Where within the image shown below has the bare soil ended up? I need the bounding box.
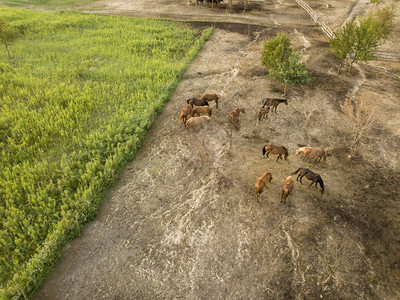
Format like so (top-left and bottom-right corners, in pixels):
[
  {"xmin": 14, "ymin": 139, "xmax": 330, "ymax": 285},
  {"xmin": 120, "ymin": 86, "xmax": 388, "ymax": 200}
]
[{"xmin": 34, "ymin": 1, "xmax": 400, "ymax": 299}]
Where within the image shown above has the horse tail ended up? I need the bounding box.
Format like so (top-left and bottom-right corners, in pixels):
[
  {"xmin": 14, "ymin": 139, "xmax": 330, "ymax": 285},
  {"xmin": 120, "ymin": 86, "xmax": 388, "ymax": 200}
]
[
  {"xmin": 262, "ymin": 145, "xmax": 267, "ymax": 156},
  {"xmin": 291, "ymin": 168, "xmax": 302, "ymax": 175},
  {"xmin": 209, "ymin": 108, "xmax": 212, "ymax": 116},
  {"xmin": 284, "ymin": 148, "xmax": 289, "ymax": 160},
  {"xmin": 318, "ymin": 177, "xmax": 325, "ymax": 194}
]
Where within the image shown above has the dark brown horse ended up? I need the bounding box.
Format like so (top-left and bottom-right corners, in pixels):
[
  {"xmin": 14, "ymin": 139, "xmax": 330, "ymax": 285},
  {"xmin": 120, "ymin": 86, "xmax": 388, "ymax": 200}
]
[
  {"xmin": 262, "ymin": 144, "xmax": 289, "ymax": 161},
  {"xmin": 187, "ymin": 98, "xmax": 209, "ymax": 107},
  {"xmin": 262, "ymin": 98, "xmax": 288, "ymax": 113},
  {"xmin": 291, "ymin": 168, "xmax": 324, "ymax": 194}
]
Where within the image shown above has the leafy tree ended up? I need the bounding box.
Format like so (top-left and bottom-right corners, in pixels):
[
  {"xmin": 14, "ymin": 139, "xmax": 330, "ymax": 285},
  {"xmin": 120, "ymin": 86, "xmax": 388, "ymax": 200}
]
[
  {"xmin": 370, "ymin": 0, "xmax": 385, "ymax": 6},
  {"xmin": 374, "ymin": 4, "xmax": 396, "ymax": 39},
  {"xmin": 268, "ymin": 51, "xmax": 312, "ymax": 95},
  {"xmin": 329, "ymin": 5, "xmax": 395, "ymax": 74},
  {"xmin": 261, "ymin": 33, "xmax": 311, "ymax": 95},
  {"xmin": 347, "ymin": 15, "xmax": 381, "ymax": 73},
  {"xmin": 261, "ymin": 33, "xmax": 292, "ymax": 70},
  {"xmin": 329, "ymin": 21, "xmax": 356, "ymax": 74},
  {"xmin": 0, "ymin": 18, "xmax": 16, "ymax": 59}
]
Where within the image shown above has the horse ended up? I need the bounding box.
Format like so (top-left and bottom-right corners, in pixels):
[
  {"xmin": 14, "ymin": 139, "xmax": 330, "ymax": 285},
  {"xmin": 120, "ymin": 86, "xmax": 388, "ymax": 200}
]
[
  {"xmin": 281, "ymin": 176, "xmax": 294, "ymax": 203},
  {"xmin": 228, "ymin": 107, "xmax": 245, "ymax": 130},
  {"xmin": 187, "ymin": 98, "xmax": 209, "ymax": 107},
  {"xmin": 200, "ymin": 93, "xmax": 220, "ymax": 108},
  {"xmin": 262, "ymin": 144, "xmax": 289, "ymax": 161},
  {"xmin": 295, "ymin": 147, "xmax": 326, "ymax": 163},
  {"xmin": 192, "ymin": 105, "xmax": 212, "ymax": 117},
  {"xmin": 255, "ymin": 172, "xmax": 273, "ymax": 202},
  {"xmin": 178, "ymin": 104, "xmax": 192, "ymax": 125},
  {"xmin": 258, "ymin": 106, "xmax": 270, "ymax": 121},
  {"xmin": 262, "ymin": 98, "xmax": 288, "ymax": 113},
  {"xmin": 291, "ymin": 168, "xmax": 324, "ymax": 194},
  {"xmin": 186, "ymin": 116, "xmax": 211, "ymax": 130}
]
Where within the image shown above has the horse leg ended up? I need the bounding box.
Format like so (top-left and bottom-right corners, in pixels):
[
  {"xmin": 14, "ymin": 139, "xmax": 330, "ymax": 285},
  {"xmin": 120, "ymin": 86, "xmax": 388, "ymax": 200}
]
[
  {"xmin": 309, "ymin": 181, "xmax": 314, "ymax": 188},
  {"xmin": 299, "ymin": 174, "xmax": 305, "ymax": 184},
  {"xmin": 215, "ymin": 100, "xmax": 218, "ymax": 108},
  {"xmin": 276, "ymin": 155, "xmax": 280, "ymax": 161}
]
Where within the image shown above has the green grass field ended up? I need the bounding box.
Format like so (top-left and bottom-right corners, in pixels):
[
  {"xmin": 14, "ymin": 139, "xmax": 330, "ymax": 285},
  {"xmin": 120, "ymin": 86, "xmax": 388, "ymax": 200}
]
[
  {"xmin": 0, "ymin": 0, "xmax": 98, "ymax": 9},
  {"xmin": 0, "ymin": 7, "xmax": 212, "ymax": 298}
]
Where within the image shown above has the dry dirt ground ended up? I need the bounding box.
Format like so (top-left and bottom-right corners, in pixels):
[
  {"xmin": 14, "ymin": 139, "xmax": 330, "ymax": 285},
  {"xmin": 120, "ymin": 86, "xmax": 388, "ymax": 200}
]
[{"xmin": 32, "ymin": 1, "xmax": 400, "ymax": 299}]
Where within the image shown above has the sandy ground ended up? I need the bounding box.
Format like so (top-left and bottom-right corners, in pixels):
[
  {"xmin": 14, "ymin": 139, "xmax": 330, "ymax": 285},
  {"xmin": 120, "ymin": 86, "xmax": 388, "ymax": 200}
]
[{"xmin": 29, "ymin": 1, "xmax": 400, "ymax": 299}]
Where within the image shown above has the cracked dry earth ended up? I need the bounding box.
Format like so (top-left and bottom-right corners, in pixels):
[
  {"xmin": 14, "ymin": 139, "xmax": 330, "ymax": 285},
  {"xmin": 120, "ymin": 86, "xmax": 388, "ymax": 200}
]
[{"xmin": 34, "ymin": 8, "xmax": 400, "ymax": 300}]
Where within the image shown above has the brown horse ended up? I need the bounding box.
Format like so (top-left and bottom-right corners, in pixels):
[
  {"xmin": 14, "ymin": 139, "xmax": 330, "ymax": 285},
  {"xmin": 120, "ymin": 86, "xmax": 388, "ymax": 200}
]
[
  {"xmin": 262, "ymin": 144, "xmax": 289, "ymax": 161},
  {"xmin": 228, "ymin": 107, "xmax": 245, "ymax": 130},
  {"xmin": 200, "ymin": 93, "xmax": 220, "ymax": 108},
  {"xmin": 262, "ymin": 98, "xmax": 288, "ymax": 113},
  {"xmin": 281, "ymin": 176, "xmax": 294, "ymax": 203},
  {"xmin": 178, "ymin": 104, "xmax": 192, "ymax": 125},
  {"xmin": 255, "ymin": 172, "xmax": 273, "ymax": 201},
  {"xmin": 291, "ymin": 168, "xmax": 324, "ymax": 194},
  {"xmin": 295, "ymin": 147, "xmax": 326, "ymax": 163},
  {"xmin": 192, "ymin": 105, "xmax": 212, "ymax": 117}
]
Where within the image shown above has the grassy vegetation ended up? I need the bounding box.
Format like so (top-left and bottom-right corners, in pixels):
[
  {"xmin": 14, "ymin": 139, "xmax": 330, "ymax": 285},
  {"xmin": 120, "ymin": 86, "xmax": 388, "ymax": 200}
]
[
  {"xmin": 0, "ymin": 0, "xmax": 99, "ymax": 9},
  {"xmin": 0, "ymin": 7, "xmax": 213, "ymax": 299}
]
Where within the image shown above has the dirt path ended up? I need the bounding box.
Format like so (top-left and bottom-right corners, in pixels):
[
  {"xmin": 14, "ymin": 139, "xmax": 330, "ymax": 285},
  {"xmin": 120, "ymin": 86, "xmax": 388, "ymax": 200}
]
[{"xmin": 34, "ymin": 1, "xmax": 400, "ymax": 299}]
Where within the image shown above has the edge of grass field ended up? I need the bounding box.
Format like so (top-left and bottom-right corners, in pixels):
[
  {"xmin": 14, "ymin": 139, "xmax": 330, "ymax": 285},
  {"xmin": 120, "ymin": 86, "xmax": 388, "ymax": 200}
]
[{"xmin": 2, "ymin": 23, "xmax": 214, "ymax": 300}]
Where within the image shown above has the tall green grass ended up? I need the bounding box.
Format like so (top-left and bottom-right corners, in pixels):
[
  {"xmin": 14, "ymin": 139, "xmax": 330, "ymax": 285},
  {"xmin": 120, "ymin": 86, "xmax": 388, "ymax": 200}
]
[
  {"xmin": 0, "ymin": 8, "xmax": 213, "ymax": 299},
  {"xmin": 0, "ymin": 0, "xmax": 98, "ymax": 9}
]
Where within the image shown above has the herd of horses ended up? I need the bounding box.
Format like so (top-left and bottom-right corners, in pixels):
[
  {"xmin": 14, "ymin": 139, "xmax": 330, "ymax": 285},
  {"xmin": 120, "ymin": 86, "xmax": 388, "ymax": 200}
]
[{"xmin": 177, "ymin": 93, "xmax": 326, "ymax": 203}]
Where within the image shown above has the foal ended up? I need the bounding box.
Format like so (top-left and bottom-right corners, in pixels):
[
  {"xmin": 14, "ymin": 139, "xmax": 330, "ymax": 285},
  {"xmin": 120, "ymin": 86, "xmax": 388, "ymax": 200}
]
[
  {"xmin": 291, "ymin": 168, "xmax": 324, "ymax": 194},
  {"xmin": 262, "ymin": 144, "xmax": 289, "ymax": 161},
  {"xmin": 258, "ymin": 106, "xmax": 270, "ymax": 121},
  {"xmin": 228, "ymin": 107, "xmax": 245, "ymax": 130},
  {"xmin": 262, "ymin": 98, "xmax": 288, "ymax": 113}
]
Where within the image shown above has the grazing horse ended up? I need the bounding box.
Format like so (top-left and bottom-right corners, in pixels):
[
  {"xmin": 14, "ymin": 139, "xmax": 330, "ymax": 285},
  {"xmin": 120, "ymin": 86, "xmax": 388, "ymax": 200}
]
[
  {"xmin": 192, "ymin": 105, "xmax": 212, "ymax": 117},
  {"xmin": 228, "ymin": 107, "xmax": 245, "ymax": 130},
  {"xmin": 255, "ymin": 172, "xmax": 273, "ymax": 201},
  {"xmin": 186, "ymin": 116, "xmax": 211, "ymax": 130},
  {"xmin": 262, "ymin": 98, "xmax": 288, "ymax": 113},
  {"xmin": 187, "ymin": 98, "xmax": 209, "ymax": 107},
  {"xmin": 178, "ymin": 104, "xmax": 192, "ymax": 125},
  {"xmin": 200, "ymin": 93, "xmax": 220, "ymax": 108},
  {"xmin": 262, "ymin": 144, "xmax": 289, "ymax": 161},
  {"xmin": 258, "ymin": 105, "xmax": 270, "ymax": 121},
  {"xmin": 281, "ymin": 176, "xmax": 294, "ymax": 203},
  {"xmin": 291, "ymin": 168, "xmax": 324, "ymax": 194},
  {"xmin": 295, "ymin": 147, "xmax": 326, "ymax": 163}
]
